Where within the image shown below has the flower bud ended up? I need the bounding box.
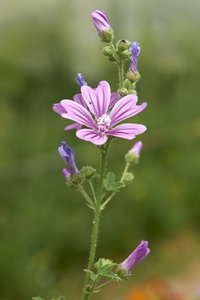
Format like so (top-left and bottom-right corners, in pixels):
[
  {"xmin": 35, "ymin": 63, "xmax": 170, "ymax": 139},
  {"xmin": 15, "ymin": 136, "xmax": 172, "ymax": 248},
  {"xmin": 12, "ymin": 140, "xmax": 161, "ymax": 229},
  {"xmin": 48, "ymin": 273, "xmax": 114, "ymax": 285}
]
[
  {"xmin": 126, "ymin": 70, "xmax": 141, "ymax": 82},
  {"xmin": 120, "ymin": 240, "xmax": 150, "ymax": 274},
  {"xmin": 116, "ymin": 39, "xmax": 131, "ymax": 51},
  {"xmin": 118, "ymin": 88, "xmax": 129, "ymax": 97},
  {"xmin": 120, "ymin": 49, "xmax": 131, "ymax": 59},
  {"xmin": 75, "ymin": 73, "xmax": 87, "ymax": 87},
  {"xmin": 123, "ymin": 78, "xmax": 132, "ymax": 90},
  {"xmin": 129, "ymin": 41, "xmax": 140, "ymax": 73},
  {"xmin": 58, "ymin": 141, "xmax": 79, "ymax": 180},
  {"xmin": 91, "ymin": 10, "xmax": 113, "ymax": 42},
  {"xmin": 80, "ymin": 166, "xmax": 96, "ymax": 179},
  {"xmin": 125, "ymin": 141, "xmax": 143, "ymax": 164},
  {"xmin": 102, "ymin": 45, "xmax": 114, "ymax": 58},
  {"xmin": 122, "ymin": 172, "xmax": 134, "ymax": 184}
]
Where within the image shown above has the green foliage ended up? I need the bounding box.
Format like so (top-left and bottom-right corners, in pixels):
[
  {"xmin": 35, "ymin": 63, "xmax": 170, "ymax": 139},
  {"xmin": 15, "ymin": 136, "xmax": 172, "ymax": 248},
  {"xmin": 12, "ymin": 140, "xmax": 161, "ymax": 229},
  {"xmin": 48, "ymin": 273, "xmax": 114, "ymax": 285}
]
[{"xmin": 103, "ymin": 172, "xmax": 125, "ymax": 192}]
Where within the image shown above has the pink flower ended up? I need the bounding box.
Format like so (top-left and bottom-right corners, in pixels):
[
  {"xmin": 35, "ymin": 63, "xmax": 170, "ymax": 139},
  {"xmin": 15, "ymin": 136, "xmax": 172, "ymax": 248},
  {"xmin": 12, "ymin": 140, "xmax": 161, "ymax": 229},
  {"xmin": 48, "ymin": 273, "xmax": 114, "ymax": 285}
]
[
  {"xmin": 53, "ymin": 81, "xmax": 147, "ymax": 146},
  {"xmin": 121, "ymin": 240, "xmax": 150, "ymax": 273}
]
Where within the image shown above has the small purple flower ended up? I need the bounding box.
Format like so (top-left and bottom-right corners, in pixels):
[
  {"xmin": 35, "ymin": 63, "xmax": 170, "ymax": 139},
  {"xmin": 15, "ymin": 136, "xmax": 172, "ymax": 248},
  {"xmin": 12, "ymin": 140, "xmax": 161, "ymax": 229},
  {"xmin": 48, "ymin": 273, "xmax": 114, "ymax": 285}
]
[
  {"xmin": 130, "ymin": 141, "xmax": 143, "ymax": 157},
  {"xmin": 121, "ymin": 240, "xmax": 150, "ymax": 273},
  {"xmin": 53, "ymin": 81, "xmax": 147, "ymax": 145},
  {"xmin": 91, "ymin": 10, "xmax": 111, "ymax": 36},
  {"xmin": 129, "ymin": 41, "xmax": 141, "ymax": 73},
  {"xmin": 58, "ymin": 141, "xmax": 78, "ymax": 179},
  {"xmin": 75, "ymin": 73, "xmax": 87, "ymax": 87}
]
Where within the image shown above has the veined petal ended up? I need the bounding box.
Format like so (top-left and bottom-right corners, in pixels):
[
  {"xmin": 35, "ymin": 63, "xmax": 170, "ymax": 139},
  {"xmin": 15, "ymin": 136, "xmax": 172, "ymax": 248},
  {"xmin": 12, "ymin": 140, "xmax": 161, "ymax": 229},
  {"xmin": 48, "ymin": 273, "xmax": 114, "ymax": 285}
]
[
  {"xmin": 73, "ymin": 93, "xmax": 87, "ymax": 108},
  {"xmin": 64, "ymin": 123, "xmax": 81, "ymax": 131},
  {"xmin": 110, "ymin": 94, "xmax": 147, "ymax": 126},
  {"xmin": 53, "ymin": 103, "xmax": 66, "ymax": 115},
  {"xmin": 81, "ymin": 85, "xmax": 98, "ymax": 117},
  {"xmin": 109, "ymin": 92, "xmax": 119, "ymax": 109},
  {"xmin": 81, "ymin": 81, "xmax": 111, "ymax": 118},
  {"xmin": 107, "ymin": 123, "xmax": 147, "ymax": 139},
  {"xmin": 60, "ymin": 100, "xmax": 97, "ymax": 129},
  {"xmin": 95, "ymin": 81, "xmax": 111, "ymax": 116},
  {"xmin": 76, "ymin": 129, "xmax": 108, "ymax": 145}
]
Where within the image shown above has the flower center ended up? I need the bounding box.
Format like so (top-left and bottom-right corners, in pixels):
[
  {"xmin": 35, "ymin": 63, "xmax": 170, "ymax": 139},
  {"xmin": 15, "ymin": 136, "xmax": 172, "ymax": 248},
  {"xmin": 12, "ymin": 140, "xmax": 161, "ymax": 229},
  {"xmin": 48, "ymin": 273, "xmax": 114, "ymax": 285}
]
[{"xmin": 97, "ymin": 114, "xmax": 111, "ymax": 133}]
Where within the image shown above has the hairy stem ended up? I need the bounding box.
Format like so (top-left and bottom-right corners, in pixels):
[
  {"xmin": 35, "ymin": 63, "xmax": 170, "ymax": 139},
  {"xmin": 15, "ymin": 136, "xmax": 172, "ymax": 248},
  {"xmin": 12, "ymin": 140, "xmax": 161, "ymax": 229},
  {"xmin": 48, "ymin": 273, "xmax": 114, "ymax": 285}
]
[{"xmin": 82, "ymin": 142, "xmax": 110, "ymax": 300}]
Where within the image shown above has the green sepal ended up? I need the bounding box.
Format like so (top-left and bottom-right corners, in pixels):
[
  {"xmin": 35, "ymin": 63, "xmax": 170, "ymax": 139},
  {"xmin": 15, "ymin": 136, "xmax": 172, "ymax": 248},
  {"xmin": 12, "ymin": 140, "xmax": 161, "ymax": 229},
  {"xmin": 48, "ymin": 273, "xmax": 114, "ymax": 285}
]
[
  {"xmin": 79, "ymin": 166, "xmax": 96, "ymax": 179},
  {"xmin": 94, "ymin": 258, "xmax": 121, "ymax": 281},
  {"xmin": 116, "ymin": 39, "xmax": 131, "ymax": 51},
  {"xmin": 100, "ymin": 28, "xmax": 114, "ymax": 43},
  {"xmin": 122, "ymin": 172, "xmax": 134, "ymax": 184},
  {"xmin": 126, "ymin": 70, "xmax": 141, "ymax": 82},
  {"xmin": 103, "ymin": 172, "xmax": 125, "ymax": 192}
]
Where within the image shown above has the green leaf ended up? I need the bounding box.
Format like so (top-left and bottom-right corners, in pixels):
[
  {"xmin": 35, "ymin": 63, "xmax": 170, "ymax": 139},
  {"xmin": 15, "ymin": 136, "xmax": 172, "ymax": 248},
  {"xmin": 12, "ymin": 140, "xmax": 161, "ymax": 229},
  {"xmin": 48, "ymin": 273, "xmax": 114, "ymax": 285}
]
[
  {"xmin": 94, "ymin": 258, "xmax": 121, "ymax": 281},
  {"xmin": 99, "ymin": 270, "xmax": 121, "ymax": 281},
  {"xmin": 32, "ymin": 298, "xmax": 45, "ymax": 300},
  {"xmin": 103, "ymin": 172, "xmax": 125, "ymax": 192}
]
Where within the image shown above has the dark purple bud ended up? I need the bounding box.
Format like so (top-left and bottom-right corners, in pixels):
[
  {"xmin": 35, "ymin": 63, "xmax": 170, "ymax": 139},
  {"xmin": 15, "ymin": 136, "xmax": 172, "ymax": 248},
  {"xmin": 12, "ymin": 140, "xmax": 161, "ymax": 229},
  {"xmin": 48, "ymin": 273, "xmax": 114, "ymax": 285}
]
[
  {"xmin": 121, "ymin": 240, "xmax": 150, "ymax": 273},
  {"xmin": 129, "ymin": 41, "xmax": 141, "ymax": 73},
  {"xmin": 75, "ymin": 73, "xmax": 87, "ymax": 87},
  {"xmin": 91, "ymin": 10, "xmax": 111, "ymax": 36},
  {"xmin": 58, "ymin": 141, "xmax": 78, "ymax": 177}
]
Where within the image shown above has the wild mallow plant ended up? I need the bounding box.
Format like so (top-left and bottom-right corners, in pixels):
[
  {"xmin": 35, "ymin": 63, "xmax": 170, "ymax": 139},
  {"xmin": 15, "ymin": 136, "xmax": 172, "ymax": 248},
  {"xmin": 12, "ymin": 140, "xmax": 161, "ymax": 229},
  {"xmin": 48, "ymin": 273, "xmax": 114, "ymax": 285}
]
[{"xmin": 33, "ymin": 9, "xmax": 150, "ymax": 300}]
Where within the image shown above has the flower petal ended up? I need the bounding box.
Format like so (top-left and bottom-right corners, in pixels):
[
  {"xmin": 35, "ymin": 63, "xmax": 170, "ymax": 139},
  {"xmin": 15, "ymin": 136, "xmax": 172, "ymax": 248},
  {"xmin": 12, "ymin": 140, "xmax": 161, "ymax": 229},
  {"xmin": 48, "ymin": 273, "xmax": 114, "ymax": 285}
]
[
  {"xmin": 60, "ymin": 100, "xmax": 97, "ymax": 129},
  {"xmin": 109, "ymin": 92, "xmax": 119, "ymax": 109},
  {"xmin": 64, "ymin": 123, "xmax": 81, "ymax": 131},
  {"xmin": 81, "ymin": 81, "xmax": 111, "ymax": 118},
  {"xmin": 73, "ymin": 93, "xmax": 87, "ymax": 108},
  {"xmin": 76, "ymin": 129, "xmax": 108, "ymax": 145},
  {"xmin": 107, "ymin": 123, "xmax": 147, "ymax": 140},
  {"xmin": 110, "ymin": 94, "xmax": 147, "ymax": 126},
  {"xmin": 53, "ymin": 103, "xmax": 66, "ymax": 115}
]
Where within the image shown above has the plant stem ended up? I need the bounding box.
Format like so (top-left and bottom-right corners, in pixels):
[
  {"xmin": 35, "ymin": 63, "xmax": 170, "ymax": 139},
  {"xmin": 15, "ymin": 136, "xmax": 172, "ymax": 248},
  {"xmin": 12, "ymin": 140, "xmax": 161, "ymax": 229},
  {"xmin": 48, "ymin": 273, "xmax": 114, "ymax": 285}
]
[
  {"xmin": 118, "ymin": 60, "xmax": 124, "ymax": 90},
  {"xmin": 82, "ymin": 143, "xmax": 110, "ymax": 300}
]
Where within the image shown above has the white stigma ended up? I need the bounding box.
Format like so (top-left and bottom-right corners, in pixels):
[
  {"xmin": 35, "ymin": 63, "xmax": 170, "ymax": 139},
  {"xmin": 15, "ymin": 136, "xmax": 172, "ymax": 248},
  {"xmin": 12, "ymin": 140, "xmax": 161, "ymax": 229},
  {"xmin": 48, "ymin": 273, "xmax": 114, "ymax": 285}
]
[{"xmin": 97, "ymin": 114, "xmax": 111, "ymax": 133}]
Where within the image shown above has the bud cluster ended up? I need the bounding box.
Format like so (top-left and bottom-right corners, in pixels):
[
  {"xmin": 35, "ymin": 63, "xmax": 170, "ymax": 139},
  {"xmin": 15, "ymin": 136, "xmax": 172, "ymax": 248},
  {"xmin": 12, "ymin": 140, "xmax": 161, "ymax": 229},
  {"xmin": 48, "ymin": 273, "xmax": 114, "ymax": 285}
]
[{"xmin": 91, "ymin": 10, "xmax": 142, "ymax": 97}]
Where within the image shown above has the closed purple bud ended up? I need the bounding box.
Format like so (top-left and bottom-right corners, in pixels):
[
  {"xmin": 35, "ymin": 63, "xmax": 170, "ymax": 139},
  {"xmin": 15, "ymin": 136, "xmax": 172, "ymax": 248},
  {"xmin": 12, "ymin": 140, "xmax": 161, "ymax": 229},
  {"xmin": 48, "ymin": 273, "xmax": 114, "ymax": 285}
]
[
  {"xmin": 91, "ymin": 10, "xmax": 111, "ymax": 36},
  {"xmin": 75, "ymin": 73, "xmax": 87, "ymax": 87},
  {"xmin": 58, "ymin": 141, "xmax": 78, "ymax": 178},
  {"xmin": 129, "ymin": 41, "xmax": 140, "ymax": 73},
  {"xmin": 130, "ymin": 141, "xmax": 143, "ymax": 157},
  {"xmin": 121, "ymin": 240, "xmax": 150, "ymax": 273}
]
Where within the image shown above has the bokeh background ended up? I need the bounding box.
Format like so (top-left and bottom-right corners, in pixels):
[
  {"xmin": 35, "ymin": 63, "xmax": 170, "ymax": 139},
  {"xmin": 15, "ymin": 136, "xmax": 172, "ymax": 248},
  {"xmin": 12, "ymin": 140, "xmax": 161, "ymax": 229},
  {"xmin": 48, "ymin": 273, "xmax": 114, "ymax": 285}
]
[{"xmin": 1, "ymin": 0, "xmax": 200, "ymax": 299}]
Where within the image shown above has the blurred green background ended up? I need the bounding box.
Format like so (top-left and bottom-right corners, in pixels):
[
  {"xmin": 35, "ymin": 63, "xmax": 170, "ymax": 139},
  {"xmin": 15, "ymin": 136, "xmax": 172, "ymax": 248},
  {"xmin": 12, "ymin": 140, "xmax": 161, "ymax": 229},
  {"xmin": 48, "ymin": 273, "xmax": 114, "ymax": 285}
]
[{"xmin": 1, "ymin": 0, "xmax": 200, "ymax": 299}]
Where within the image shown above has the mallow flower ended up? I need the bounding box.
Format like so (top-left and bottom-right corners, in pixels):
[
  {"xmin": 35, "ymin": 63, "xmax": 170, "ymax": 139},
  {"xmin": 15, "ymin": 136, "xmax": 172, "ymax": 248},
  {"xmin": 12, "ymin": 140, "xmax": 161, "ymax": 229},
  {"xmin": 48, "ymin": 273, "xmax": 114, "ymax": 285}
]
[
  {"xmin": 121, "ymin": 240, "xmax": 150, "ymax": 273},
  {"xmin": 54, "ymin": 77, "xmax": 119, "ymax": 132},
  {"xmin": 58, "ymin": 141, "xmax": 78, "ymax": 180},
  {"xmin": 53, "ymin": 80, "xmax": 147, "ymax": 146},
  {"xmin": 129, "ymin": 41, "xmax": 141, "ymax": 74}
]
